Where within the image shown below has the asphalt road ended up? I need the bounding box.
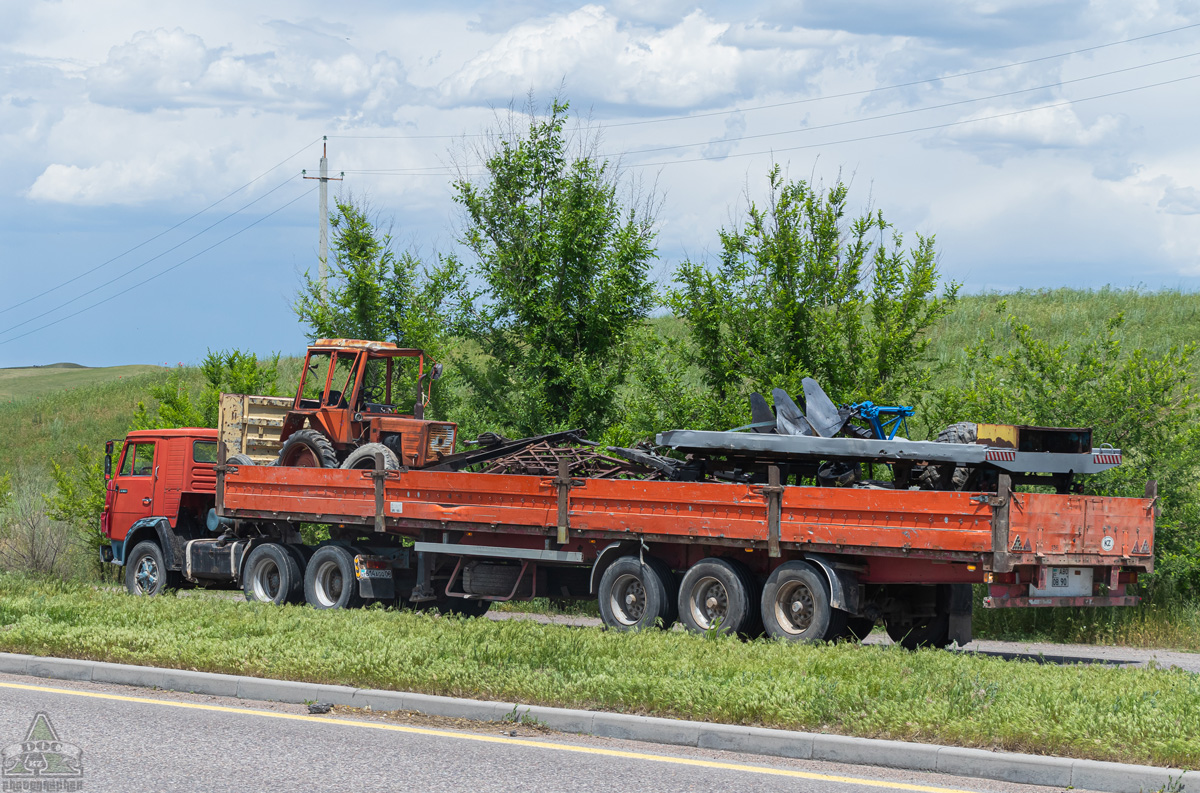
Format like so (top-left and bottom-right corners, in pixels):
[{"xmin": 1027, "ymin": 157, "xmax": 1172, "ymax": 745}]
[{"xmin": 0, "ymin": 673, "xmax": 1089, "ymax": 793}]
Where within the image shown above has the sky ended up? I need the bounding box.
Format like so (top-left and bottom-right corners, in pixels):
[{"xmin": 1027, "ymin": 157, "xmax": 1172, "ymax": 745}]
[{"xmin": 2, "ymin": 0, "xmax": 1199, "ymax": 367}]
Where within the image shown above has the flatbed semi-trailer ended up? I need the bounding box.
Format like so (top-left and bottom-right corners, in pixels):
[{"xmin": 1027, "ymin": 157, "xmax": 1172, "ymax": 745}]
[{"xmin": 100, "ymin": 426, "xmax": 1156, "ymax": 649}]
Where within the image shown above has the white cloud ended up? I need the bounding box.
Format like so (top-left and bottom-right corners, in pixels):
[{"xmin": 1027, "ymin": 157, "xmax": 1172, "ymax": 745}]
[
  {"xmin": 85, "ymin": 26, "xmax": 413, "ymax": 121},
  {"xmin": 1159, "ymin": 184, "xmax": 1200, "ymax": 216},
  {"xmin": 438, "ymin": 6, "xmax": 802, "ymax": 108},
  {"xmin": 939, "ymin": 104, "xmax": 1122, "ymax": 151}
]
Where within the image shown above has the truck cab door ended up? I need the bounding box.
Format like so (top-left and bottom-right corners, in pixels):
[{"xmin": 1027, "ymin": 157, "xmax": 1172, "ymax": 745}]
[{"xmin": 110, "ymin": 441, "xmax": 158, "ymax": 541}]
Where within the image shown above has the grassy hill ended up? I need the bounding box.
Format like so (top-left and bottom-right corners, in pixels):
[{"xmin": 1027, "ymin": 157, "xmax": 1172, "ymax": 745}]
[{"xmin": 0, "ymin": 363, "xmax": 167, "ymax": 402}]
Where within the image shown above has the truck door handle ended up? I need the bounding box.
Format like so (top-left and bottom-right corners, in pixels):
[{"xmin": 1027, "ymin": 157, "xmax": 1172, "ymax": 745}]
[
  {"xmin": 142, "ymin": 498, "xmax": 152, "ymax": 506},
  {"xmin": 119, "ymin": 489, "xmax": 128, "ymax": 494}
]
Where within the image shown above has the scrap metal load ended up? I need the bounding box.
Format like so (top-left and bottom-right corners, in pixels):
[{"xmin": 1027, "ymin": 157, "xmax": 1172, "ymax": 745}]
[{"xmin": 655, "ymin": 377, "xmax": 1120, "ymax": 493}]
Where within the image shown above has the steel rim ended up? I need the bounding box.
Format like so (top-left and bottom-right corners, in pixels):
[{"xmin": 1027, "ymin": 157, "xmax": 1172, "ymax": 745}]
[
  {"xmin": 313, "ymin": 559, "xmax": 344, "ymax": 607},
  {"xmin": 286, "ymin": 445, "xmax": 320, "ymax": 467},
  {"xmin": 609, "ymin": 573, "xmax": 647, "ymax": 626},
  {"xmin": 774, "ymin": 579, "xmax": 816, "ymax": 635},
  {"xmin": 688, "ymin": 575, "xmax": 728, "ymax": 630},
  {"xmin": 251, "ymin": 557, "xmax": 282, "ymax": 602},
  {"xmin": 134, "ymin": 554, "xmax": 159, "ymax": 594}
]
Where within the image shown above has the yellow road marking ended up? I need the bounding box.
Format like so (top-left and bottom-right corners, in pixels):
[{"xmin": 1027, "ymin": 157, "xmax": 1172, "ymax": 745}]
[{"xmin": 0, "ymin": 680, "xmax": 979, "ymax": 792}]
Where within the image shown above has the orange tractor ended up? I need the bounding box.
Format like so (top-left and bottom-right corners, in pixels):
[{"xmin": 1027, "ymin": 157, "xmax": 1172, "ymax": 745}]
[{"xmin": 268, "ymin": 339, "xmax": 457, "ymax": 470}]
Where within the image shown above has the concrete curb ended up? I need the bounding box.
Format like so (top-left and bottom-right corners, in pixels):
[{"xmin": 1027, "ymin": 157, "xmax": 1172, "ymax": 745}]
[{"xmin": 0, "ymin": 653, "xmax": 1189, "ymax": 793}]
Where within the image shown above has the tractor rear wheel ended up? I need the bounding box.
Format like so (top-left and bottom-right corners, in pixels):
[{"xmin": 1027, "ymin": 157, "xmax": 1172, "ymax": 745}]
[
  {"xmin": 277, "ymin": 429, "xmax": 338, "ymax": 468},
  {"xmin": 340, "ymin": 443, "xmax": 400, "ymax": 470}
]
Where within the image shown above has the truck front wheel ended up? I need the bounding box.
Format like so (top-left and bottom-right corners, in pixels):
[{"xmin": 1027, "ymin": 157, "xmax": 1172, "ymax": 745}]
[
  {"xmin": 125, "ymin": 541, "xmax": 175, "ymax": 596},
  {"xmin": 243, "ymin": 543, "xmax": 303, "ymax": 605},
  {"xmin": 304, "ymin": 545, "xmax": 364, "ymax": 609}
]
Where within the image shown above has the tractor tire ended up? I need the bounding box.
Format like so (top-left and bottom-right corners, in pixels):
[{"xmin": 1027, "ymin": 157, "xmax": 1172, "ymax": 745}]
[
  {"xmin": 340, "ymin": 443, "xmax": 400, "ymax": 470},
  {"xmin": 227, "ymin": 453, "xmax": 256, "ymax": 466},
  {"xmin": 277, "ymin": 429, "xmax": 338, "ymax": 469},
  {"xmin": 917, "ymin": 422, "xmax": 978, "ymax": 490}
]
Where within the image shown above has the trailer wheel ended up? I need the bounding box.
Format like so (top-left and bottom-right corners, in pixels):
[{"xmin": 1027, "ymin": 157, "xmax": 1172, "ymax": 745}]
[
  {"xmin": 841, "ymin": 617, "xmax": 876, "ymax": 642},
  {"xmin": 243, "ymin": 543, "xmax": 303, "ymax": 605},
  {"xmin": 304, "ymin": 545, "xmax": 364, "ymax": 609},
  {"xmin": 761, "ymin": 561, "xmax": 844, "ymax": 643},
  {"xmin": 678, "ymin": 558, "xmax": 754, "ymax": 636},
  {"xmin": 341, "ymin": 443, "xmax": 400, "ymax": 470},
  {"xmin": 435, "ymin": 595, "xmax": 492, "ymax": 618},
  {"xmin": 885, "ymin": 585, "xmax": 952, "ymax": 649},
  {"xmin": 278, "ymin": 429, "xmax": 338, "ymax": 468},
  {"xmin": 125, "ymin": 541, "xmax": 175, "ymax": 596},
  {"xmin": 598, "ymin": 555, "xmax": 675, "ymax": 631}
]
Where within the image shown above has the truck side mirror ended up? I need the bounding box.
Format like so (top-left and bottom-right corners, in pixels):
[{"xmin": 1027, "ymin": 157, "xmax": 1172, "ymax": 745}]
[
  {"xmin": 431, "ymin": 363, "xmax": 443, "ymax": 382},
  {"xmin": 104, "ymin": 440, "xmax": 113, "ymax": 479}
]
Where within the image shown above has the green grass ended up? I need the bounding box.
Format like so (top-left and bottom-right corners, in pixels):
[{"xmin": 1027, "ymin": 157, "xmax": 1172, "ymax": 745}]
[
  {"xmin": 974, "ymin": 598, "xmax": 1200, "ymax": 652},
  {"xmin": 0, "ymin": 363, "xmax": 166, "ymax": 402},
  {"xmin": 0, "ymin": 574, "xmax": 1197, "ymax": 769}
]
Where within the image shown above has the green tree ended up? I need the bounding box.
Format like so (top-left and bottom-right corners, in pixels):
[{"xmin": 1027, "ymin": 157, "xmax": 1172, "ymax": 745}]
[
  {"xmin": 667, "ymin": 167, "xmax": 957, "ymax": 420},
  {"xmin": 449, "ymin": 100, "xmax": 658, "ymax": 436},
  {"xmin": 294, "ymin": 198, "xmax": 463, "ymax": 353},
  {"xmin": 45, "ymin": 445, "xmax": 112, "ymax": 579},
  {"xmin": 133, "ymin": 350, "xmax": 280, "ymax": 430},
  {"xmin": 927, "ymin": 307, "xmax": 1200, "ymax": 597}
]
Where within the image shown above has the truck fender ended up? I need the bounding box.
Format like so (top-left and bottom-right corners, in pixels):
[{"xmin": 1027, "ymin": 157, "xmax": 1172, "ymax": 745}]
[
  {"xmin": 122, "ymin": 518, "xmax": 179, "ymax": 570},
  {"xmin": 800, "ymin": 553, "xmax": 858, "ymax": 614},
  {"xmin": 589, "ymin": 541, "xmax": 641, "ymax": 594}
]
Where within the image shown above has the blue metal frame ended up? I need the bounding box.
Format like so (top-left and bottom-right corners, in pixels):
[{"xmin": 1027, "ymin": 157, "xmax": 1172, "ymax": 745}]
[{"xmin": 849, "ymin": 402, "xmax": 915, "ymax": 440}]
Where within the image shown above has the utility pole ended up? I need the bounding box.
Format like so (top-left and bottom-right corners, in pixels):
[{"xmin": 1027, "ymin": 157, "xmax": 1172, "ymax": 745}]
[{"xmin": 302, "ymin": 136, "xmax": 343, "ymax": 304}]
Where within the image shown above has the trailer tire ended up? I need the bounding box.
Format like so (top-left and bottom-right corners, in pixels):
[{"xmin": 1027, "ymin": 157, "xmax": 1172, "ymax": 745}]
[
  {"xmin": 243, "ymin": 543, "xmax": 303, "ymax": 605},
  {"xmin": 884, "ymin": 584, "xmax": 952, "ymax": 649},
  {"xmin": 304, "ymin": 545, "xmax": 364, "ymax": 609},
  {"xmin": 678, "ymin": 558, "xmax": 754, "ymax": 636},
  {"xmin": 598, "ymin": 555, "xmax": 675, "ymax": 631},
  {"xmin": 435, "ymin": 595, "xmax": 491, "ymax": 618},
  {"xmin": 125, "ymin": 541, "xmax": 176, "ymax": 596},
  {"xmin": 278, "ymin": 429, "xmax": 338, "ymax": 469},
  {"xmin": 842, "ymin": 617, "xmax": 876, "ymax": 642},
  {"xmin": 341, "ymin": 443, "xmax": 400, "ymax": 470},
  {"xmin": 761, "ymin": 561, "xmax": 843, "ymax": 643},
  {"xmin": 227, "ymin": 453, "xmax": 256, "ymax": 466}
]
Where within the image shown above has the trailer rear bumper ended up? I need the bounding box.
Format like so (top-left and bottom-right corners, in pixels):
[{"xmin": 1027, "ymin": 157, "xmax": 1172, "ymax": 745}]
[{"xmin": 983, "ymin": 594, "xmax": 1141, "ymax": 608}]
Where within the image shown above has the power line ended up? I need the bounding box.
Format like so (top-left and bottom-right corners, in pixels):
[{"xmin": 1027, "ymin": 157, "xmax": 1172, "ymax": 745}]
[
  {"xmin": 338, "ymin": 70, "xmax": 1200, "ymax": 175},
  {"xmin": 621, "ymin": 71, "xmax": 1200, "ymax": 169},
  {"xmin": 0, "ymin": 186, "xmax": 317, "ymax": 347},
  {"xmin": 324, "ymin": 20, "xmax": 1200, "ymax": 141},
  {"xmin": 611, "ymin": 50, "xmax": 1200, "ymax": 158},
  {"xmin": 0, "ymin": 136, "xmax": 321, "ymax": 316},
  {"xmin": 0, "ymin": 174, "xmax": 302, "ymax": 340}
]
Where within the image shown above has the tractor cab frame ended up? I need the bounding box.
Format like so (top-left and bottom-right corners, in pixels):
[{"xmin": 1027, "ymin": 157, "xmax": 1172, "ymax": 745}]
[{"xmin": 279, "ymin": 339, "xmax": 455, "ymax": 469}]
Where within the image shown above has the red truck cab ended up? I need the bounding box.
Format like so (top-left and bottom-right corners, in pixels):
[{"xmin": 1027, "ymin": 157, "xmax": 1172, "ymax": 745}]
[{"xmin": 102, "ymin": 429, "xmax": 218, "ymax": 572}]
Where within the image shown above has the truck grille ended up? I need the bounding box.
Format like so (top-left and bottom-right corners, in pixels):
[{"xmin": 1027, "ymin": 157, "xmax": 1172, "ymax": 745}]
[{"xmin": 427, "ymin": 424, "xmax": 456, "ymax": 459}]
